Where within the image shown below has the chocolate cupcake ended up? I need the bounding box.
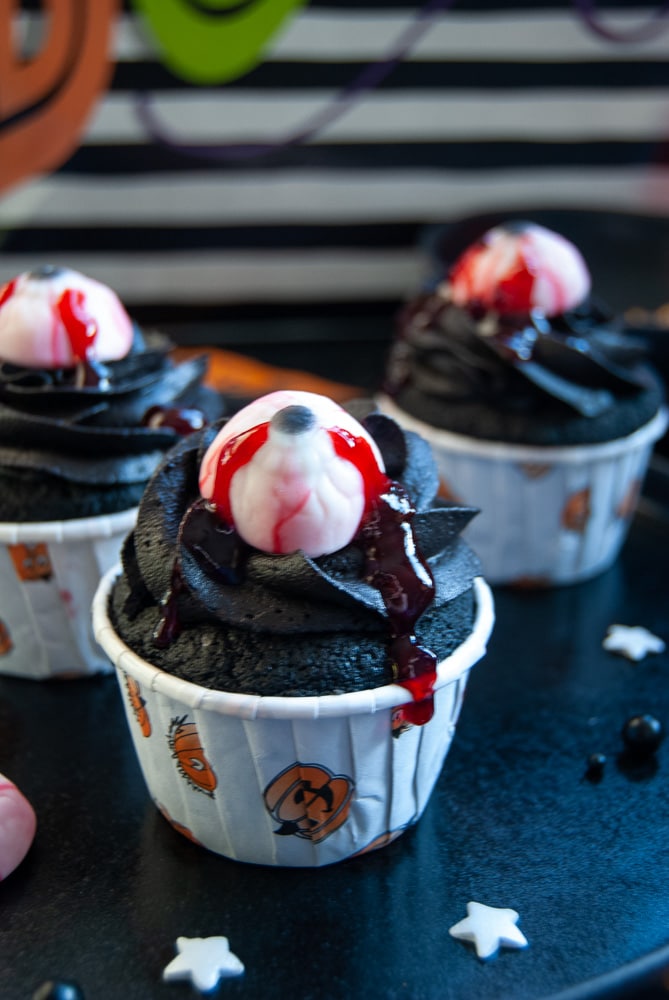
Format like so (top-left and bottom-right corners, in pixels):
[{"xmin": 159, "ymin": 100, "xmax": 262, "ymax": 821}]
[
  {"xmin": 0, "ymin": 266, "xmax": 226, "ymax": 678},
  {"xmin": 93, "ymin": 390, "xmax": 494, "ymax": 866},
  {"xmin": 378, "ymin": 222, "xmax": 667, "ymax": 586}
]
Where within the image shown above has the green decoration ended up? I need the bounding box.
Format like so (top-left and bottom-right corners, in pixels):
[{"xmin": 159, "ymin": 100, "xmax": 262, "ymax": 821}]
[{"xmin": 131, "ymin": 0, "xmax": 307, "ymax": 85}]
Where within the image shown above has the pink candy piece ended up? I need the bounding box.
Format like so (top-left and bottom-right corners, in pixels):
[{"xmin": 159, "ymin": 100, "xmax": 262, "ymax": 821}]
[
  {"xmin": 199, "ymin": 390, "xmax": 386, "ymax": 558},
  {"xmin": 0, "ymin": 772, "xmax": 36, "ymax": 880},
  {"xmin": 0, "ymin": 266, "xmax": 133, "ymax": 368},
  {"xmin": 449, "ymin": 222, "xmax": 591, "ymax": 317}
]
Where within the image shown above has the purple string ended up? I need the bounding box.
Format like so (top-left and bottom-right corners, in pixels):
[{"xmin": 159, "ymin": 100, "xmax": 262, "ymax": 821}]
[
  {"xmin": 135, "ymin": 0, "xmax": 669, "ymax": 164},
  {"xmin": 135, "ymin": 0, "xmax": 457, "ymax": 162},
  {"xmin": 572, "ymin": 0, "xmax": 669, "ymax": 43}
]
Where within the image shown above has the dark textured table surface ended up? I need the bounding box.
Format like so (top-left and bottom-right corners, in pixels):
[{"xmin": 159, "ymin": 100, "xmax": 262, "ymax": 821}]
[{"xmin": 1, "ymin": 462, "xmax": 668, "ymax": 1000}]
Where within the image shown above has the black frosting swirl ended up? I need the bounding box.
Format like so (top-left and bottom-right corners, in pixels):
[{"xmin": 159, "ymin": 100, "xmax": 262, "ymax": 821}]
[
  {"xmin": 0, "ymin": 327, "xmax": 227, "ymax": 514},
  {"xmin": 117, "ymin": 403, "xmax": 481, "ymax": 638},
  {"xmin": 384, "ymin": 290, "xmax": 663, "ymax": 446}
]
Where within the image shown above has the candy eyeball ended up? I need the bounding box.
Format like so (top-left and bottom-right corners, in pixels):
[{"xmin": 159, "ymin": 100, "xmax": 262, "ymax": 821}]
[
  {"xmin": 448, "ymin": 222, "xmax": 591, "ymax": 317},
  {"xmin": 199, "ymin": 390, "xmax": 386, "ymax": 558},
  {"xmin": 0, "ymin": 266, "xmax": 134, "ymax": 368}
]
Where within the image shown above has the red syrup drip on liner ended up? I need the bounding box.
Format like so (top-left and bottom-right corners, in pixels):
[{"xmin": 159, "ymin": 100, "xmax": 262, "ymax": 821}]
[
  {"xmin": 154, "ymin": 419, "xmax": 438, "ymax": 724},
  {"xmin": 0, "ymin": 278, "xmax": 17, "ymax": 309}
]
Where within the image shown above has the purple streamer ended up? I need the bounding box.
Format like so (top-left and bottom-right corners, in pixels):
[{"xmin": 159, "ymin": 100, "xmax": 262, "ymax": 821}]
[
  {"xmin": 135, "ymin": 0, "xmax": 457, "ymax": 162},
  {"xmin": 572, "ymin": 0, "xmax": 669, "ymax": 43},
  {"xmin": 135, "ymin": 0, "xmax": 669, "ymax": 165}
]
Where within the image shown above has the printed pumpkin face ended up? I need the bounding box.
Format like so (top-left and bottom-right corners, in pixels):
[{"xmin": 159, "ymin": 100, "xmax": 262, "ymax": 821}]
[
  {"xmin": 8, "ymin": 543, "xmax": 53, "ymax": 582},
  {"xmin": 168, "ymin": 716, "xmax": 217, "ymax": 796},
  {"xmin": 264, "ymin": 762, "xmax": 354, "ymax": 844},
  {"xmin": 0, "ymin": 619, "xmax": 12, "ymax": 656},
  {"xmin": 125, "ymin": 676, "xmax": 152, "ymax": 738},
  {"xmin": 561, "ymin": 487, "xmax": 591, "ymax": 533}
]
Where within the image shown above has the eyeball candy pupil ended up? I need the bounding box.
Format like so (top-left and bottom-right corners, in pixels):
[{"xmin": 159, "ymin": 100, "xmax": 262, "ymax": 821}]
[{"xmin": 449, "ymin": 222, "xmax": 591, "ymax": 317}]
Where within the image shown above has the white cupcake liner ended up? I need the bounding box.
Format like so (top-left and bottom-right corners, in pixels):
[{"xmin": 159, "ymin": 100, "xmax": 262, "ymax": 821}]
[
  {"xmin": 377, "ymin": 397, "xmax": 667, "ymax": 586},
  {"xmin": 93, "ymin": 568, "xmax": 494, "ymax": 867},
  {"xmin": 0, "ymin": 508, "xmax": 137, "ymax": 680}
]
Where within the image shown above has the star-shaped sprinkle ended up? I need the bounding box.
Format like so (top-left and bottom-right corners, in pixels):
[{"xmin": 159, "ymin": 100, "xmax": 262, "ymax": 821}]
[
  {"xmin": 603, "ymin": 625, "xmax": 665, "ymax": 662},
  {"xmin": 162, "ymin": 936, "xmax": 244, "ymax": 992},
  {"xmin": 449, "ymin": 901, "xmax": 529, "ymax": 960}
]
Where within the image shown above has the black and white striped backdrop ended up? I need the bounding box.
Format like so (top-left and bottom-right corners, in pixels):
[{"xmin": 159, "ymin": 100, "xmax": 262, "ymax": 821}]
[{"xmin": 1, "ymin": 1, "xmax": 668, "ymax": 342}]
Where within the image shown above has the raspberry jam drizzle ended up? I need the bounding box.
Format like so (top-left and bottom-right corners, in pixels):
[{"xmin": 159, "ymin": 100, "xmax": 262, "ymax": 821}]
[
  {"xmin": 154, "ymin": 420, "xmax": 439, "ymax": 725},
  {"xmin": 56, "ymin": 288, "xmax": 108, "ymax": 387}
]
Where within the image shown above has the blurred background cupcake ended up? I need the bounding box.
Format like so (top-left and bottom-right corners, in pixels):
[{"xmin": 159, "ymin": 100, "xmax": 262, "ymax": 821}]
[
  {"xmin": 0, "ymin": 265, "xmax": 227, "ymax": 679},
  {"xmin": 377, "ymin": 221, "xmax": 667, "ymax": 586}
]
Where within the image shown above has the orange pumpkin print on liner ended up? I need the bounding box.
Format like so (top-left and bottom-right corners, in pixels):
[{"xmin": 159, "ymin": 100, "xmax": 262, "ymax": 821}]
[
  {"xmin": 167, "ymin": 716, "xmax": 217, "ymax": 797},
  {"xmin": 561, "ymin": 487, "xmax": 591, "ymax": 533},
  {"xmin": 0, "ymin": 619, "xmax": 12, "ymax": 656},
  {"xmin": 157, "ymin": 803, "xmax": 203, "ymax": 846},
  {"xmin": 264, "ymin": 762, "xmax": 354, "ymax": 844},
  {"xmin": 8, "ymin": 542, "xmax": 53, "ymax": 582},
  {"xmin": 125, "ymin": 675, "xmax": 152, "ymax": 738},
  {"xmin": 616, "ymin": 478, "xmax": 642, "ymax": 520}
]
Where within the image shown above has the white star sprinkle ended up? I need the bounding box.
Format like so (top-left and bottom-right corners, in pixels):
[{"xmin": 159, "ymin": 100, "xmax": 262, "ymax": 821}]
[
  {"xmin": 162, "ymin": 936, "xmax": 244, "ymax": 993},
  {"xmin": 449, "ymin": 901, "xmax": 529, "ymax": 960},
  {"xmin": 603, "ymin": 624, "xmax": 666, "ymax": 662}
]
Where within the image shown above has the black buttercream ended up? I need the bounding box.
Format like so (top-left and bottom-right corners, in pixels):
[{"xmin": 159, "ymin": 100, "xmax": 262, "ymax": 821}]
[
  {"xmin": 109, "ymin": 406, "xmax": 481, "ymax": 695},
  {"xmin": 384, "ymin": 292, "xmax": 664, "ymax": 446},
  {"xmin": 0, "ymin": 328, "xmax": 227, "ymax": 520}
]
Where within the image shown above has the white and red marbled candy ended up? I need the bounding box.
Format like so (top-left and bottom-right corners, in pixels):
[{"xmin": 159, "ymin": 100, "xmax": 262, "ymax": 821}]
[
  {"xmin": 199, "ymin": 390, "xmax": 386, "ymax": 558},
  {"xmin": 0, "ymin": 772, "xmax": 36, "ymax": 880},
  {"xmin": 0, "ymin": 266, "xmax": 133, "ymax": 368},
  {"xmin": 448, "ymin": 223, "xmax": 591, "ymax": 317}
]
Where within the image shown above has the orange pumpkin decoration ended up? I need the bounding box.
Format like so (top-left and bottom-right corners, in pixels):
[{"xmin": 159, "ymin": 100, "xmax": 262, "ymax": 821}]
[
  {"xmin": 167, "ymin": 716, "xmax": 217, "ymax": 796},
  {"xmin": 264, "ymin": 762, "xmax": 354, "ymax": 844},
  {"xmin": 0, "ymin": 618, "xmax": 12, "ymax": 656},
  {"xmin": 561, "ymin": 487, "xmax": 591, "ymax": 533},
  {"xmin": 125, "ymin": 675, "xmax": 152, "ymax": 738},
  {"xmin": 8, "ymin": 542, "xmax": 53, "ymax": 581}
]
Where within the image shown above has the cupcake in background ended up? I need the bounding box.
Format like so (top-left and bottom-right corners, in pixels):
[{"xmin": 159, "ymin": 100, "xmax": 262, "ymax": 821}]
[
  {"xmin": 93, "ymin": 390, "xmax": 493, "ymax": 866},
  {"xmin": 377, "ymin": 221, "xmax": 667, "ymax": 587},
  {"xmin": 0, "ymin": 265, "xmax": 227, "ymax": 679}
]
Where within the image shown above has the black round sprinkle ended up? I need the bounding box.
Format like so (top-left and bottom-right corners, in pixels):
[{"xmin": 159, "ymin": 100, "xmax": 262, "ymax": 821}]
[
  {"xmin": 271, "ymin": 405, "xmax": 316, "ymax": 435},
  {"xmin": 587, "ymin": 752, "xmax": 607, "ymax": 772},
  {"xmin": 621, "ymin": 714, "xmax": 664, "ymax": 757},
  {"xmin": 27, "ymin": 264, "xmax": 65, "ymax": 281}
]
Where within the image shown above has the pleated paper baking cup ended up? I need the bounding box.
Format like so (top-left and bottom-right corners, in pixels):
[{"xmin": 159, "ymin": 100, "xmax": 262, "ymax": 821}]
[
  {"xmin": 377, "ymin": 398, "xmax": 667, "ymax": 586},
  {"xmin": 0, "ymin": 508, "xmax": 137, "ymax": 679},
  {"xmin": 93, "ymin": 568, "xmax": 494, "ymax": 867}
]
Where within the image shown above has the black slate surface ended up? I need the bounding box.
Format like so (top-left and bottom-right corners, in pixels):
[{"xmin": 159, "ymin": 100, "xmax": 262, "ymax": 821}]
[{"xmin": 1, "ymin": 469, "xmax": 668, "ymax": 1000}]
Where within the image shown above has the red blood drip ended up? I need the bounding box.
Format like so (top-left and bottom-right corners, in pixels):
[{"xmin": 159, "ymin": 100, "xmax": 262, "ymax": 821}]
[
  {"xmin": 328, "ymin": 426, "xmax": 390, "ymax": 513},
  {"xmin": 56, "ymin": 288, "xmax": 98, "ymax": 364},
  {"xmin": 209, "ymin": 422, "xmax": 270, "ymax": 525},
  {"xmin": 154, "ymin": 561, "xmax": 188, "ymax": 648},
  {"xmin": 0, "ymin": 278, "xmax": 17, "ymax": 309},
  {"xmin": 360, "ymin": 481, "xmax": 438, "ymax": 726},
  {"xmin": 494, "ymin": 265, "xmax": 535, "ymax": 314},
  {"xmin": 142, "ymin": 405, "xmax": 206, "ymax": 436}
]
